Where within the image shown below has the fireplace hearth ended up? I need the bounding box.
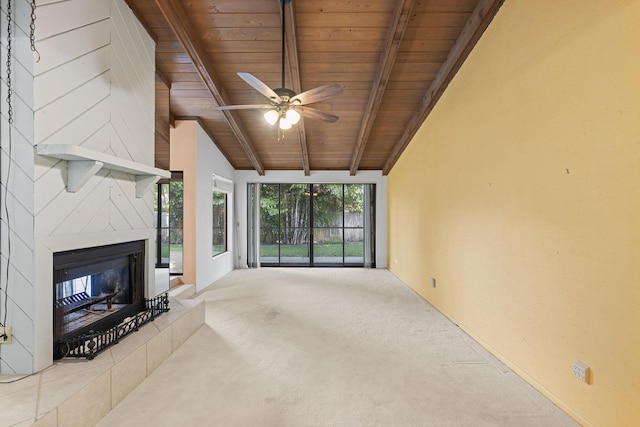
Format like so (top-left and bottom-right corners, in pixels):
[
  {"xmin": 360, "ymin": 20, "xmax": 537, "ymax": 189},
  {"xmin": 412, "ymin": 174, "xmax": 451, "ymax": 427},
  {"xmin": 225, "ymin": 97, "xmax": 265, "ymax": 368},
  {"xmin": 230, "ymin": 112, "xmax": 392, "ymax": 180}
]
[{"xmin": 52, "ymin": 240, "xmax": 165, "ymax": 359}]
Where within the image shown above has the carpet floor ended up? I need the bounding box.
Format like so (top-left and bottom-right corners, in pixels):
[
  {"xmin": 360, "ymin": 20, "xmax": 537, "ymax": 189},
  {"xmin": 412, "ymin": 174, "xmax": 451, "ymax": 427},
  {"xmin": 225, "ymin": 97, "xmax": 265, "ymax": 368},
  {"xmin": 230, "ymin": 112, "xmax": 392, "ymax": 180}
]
[{"xmin": 98, "ymin": 268, "xmax": 579, "ymax": 427}]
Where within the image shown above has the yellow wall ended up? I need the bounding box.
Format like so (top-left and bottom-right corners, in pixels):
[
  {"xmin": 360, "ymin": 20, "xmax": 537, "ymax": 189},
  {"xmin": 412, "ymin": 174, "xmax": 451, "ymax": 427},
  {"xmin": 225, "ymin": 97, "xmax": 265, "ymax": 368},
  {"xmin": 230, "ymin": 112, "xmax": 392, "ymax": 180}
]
[
  {"xmin": 170, "ymin": 120, "xmax": 197, "ymax": 284},
  {"xmin": 387, "ymin": 1, "xmax": 640, "ymax": 425}
]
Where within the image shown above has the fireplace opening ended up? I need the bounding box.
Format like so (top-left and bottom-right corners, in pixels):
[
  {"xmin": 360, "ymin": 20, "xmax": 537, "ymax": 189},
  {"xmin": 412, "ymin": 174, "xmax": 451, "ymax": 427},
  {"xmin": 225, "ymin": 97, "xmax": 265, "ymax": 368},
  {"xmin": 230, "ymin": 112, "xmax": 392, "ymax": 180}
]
[{"xmin": 53, "ymin": 241, "xmax": 146, "ymax": 359}]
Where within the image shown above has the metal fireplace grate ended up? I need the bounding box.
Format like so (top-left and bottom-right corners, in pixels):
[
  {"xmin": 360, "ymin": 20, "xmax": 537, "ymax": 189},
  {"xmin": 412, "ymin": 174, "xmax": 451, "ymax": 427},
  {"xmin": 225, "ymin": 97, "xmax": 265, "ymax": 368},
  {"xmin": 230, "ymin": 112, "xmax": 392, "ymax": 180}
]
[
  {"xmin": 53, "ymin": 240, "xmax": 148, "ymax": 359},
  {"xmin": 54, "ymin": 293, "xmax": 169, "ymax": 360}
]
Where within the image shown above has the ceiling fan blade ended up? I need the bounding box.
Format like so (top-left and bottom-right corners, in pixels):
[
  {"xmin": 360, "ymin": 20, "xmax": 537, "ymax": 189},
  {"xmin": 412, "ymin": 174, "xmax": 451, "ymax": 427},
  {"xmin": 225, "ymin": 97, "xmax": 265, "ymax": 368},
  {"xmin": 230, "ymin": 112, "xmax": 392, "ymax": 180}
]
[
  {"xmin": 298, "ymin": 106, "xmax": 340, "ymax": 123},
  {"xmin": 291, "ymin": 84, "xmax": 343, "ymax": 105},
  {"xmin": 216, "ymin": 104, "xmax": 272, "ymax": 110},
  {"xmin": 237, "ymin": 72, "xmax": 281, "ymax": 103}
]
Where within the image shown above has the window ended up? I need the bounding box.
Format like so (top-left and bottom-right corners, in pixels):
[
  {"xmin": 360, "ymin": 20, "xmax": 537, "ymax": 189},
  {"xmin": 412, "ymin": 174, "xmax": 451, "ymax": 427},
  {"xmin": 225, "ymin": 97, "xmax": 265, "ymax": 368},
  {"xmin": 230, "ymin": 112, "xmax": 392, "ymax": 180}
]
[
  {"xmin": 212, "ymin": 191, "xmax": 227, "ymax": 257},
  {"xmin": 154, "ymin": 182, "xmax": 170, "ymax": 268},
  {"xmin": 153, "ymin": 172, "xmax": 183, "ymax": 275},
  {"xmin": 256, "ymin": 183, "xmax": 373, "ymax": 267}
]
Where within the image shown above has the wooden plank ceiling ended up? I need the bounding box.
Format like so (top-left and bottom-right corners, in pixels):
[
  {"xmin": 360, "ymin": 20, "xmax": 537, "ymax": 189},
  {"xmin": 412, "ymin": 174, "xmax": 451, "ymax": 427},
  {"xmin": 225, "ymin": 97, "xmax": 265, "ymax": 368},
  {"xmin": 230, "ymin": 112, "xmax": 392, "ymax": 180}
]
[{"xmin": 125, "ymin": 0, "xmax": 503, "ymax": 175}]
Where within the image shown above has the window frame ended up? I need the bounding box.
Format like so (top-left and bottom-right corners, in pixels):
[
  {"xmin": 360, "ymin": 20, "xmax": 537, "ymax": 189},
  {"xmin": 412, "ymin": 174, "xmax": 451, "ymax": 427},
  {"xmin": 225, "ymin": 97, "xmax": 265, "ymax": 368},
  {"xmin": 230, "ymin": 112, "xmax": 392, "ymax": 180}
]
[{"xmin": 211, "ymin": 189, "xmax": 228, "ymax": 258}]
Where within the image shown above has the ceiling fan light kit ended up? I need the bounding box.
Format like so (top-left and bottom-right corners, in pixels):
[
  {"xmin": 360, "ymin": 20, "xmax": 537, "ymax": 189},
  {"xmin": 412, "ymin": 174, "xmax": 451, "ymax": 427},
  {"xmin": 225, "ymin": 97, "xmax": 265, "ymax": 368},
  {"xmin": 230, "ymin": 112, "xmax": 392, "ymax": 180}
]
[
  {"xmin": 285, "ymin": 109, "xmax": 301, "ymax": 125},
  {"xmin": 264, "ymin": 110, "xmax": 279, "ymax": 126},
  {"xmin": 216, "ymin": 0, "xmax": 342, "ymax": 135},
  {"xmin": 262, "ymin": 87, "xmax": 301, "ymax": 129}
]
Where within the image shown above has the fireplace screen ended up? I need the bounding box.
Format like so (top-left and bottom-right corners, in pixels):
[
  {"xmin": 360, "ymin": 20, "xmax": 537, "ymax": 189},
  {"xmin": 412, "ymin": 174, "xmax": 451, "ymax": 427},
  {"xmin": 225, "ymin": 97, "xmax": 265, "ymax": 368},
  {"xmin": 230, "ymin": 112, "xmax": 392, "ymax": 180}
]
[{"xmin": 53, "ymin": 241, "xmax": 145, "ymax": 358}]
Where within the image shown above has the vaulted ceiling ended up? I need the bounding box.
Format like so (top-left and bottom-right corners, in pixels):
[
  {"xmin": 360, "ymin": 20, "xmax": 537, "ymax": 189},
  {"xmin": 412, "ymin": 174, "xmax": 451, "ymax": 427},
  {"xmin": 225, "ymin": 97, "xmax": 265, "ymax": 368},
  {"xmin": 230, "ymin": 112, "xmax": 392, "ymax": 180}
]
[{"xmin": 124, "ymin": 0, "xmax": 503, "ymax": 175}]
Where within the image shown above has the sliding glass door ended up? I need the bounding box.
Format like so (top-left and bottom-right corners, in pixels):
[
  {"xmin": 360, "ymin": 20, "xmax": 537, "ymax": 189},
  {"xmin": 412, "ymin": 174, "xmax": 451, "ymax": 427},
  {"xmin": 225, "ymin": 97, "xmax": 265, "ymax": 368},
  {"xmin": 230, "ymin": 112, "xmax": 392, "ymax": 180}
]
[
  {"xmin": 312, "ymin": 184, "xmax": 365, "ymax": 265},
  {"xmin": 257, "ymin": 183, "xmax": 371, "ymax": 267},
  {"xmin": 260, "ymin": 184, "xmax": 310, "ymax": 265}
]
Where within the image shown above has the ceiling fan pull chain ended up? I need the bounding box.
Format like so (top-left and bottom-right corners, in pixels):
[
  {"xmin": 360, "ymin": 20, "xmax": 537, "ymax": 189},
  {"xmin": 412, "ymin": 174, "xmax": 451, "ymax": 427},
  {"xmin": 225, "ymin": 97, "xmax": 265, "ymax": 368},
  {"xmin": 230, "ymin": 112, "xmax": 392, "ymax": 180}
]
[
  {"xmin": 30, "ymin": 0, "xmax": 41, "ymax": 63},
  {"xmin": 6, "ymin": 0, "xmax": 13, "ymax": 125},
  {"xmin": 216, "ymin": 0, "xmax": 342, "ymax": 131},
  {"xmin": 281, "ymin": 0, "xmax": 286, "ymax": 89}
]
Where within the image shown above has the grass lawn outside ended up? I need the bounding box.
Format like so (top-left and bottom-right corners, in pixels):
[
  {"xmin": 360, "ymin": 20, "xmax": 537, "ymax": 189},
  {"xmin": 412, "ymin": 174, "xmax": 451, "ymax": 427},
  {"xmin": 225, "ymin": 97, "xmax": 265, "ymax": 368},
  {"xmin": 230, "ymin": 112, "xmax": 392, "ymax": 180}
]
[
  {"xmin": 161, "ymin": 244, "xmax": 183, "ymax": 257},
  {"xmin": 261, "ymin": 243, "xmax": 363, "ymax": 257}
]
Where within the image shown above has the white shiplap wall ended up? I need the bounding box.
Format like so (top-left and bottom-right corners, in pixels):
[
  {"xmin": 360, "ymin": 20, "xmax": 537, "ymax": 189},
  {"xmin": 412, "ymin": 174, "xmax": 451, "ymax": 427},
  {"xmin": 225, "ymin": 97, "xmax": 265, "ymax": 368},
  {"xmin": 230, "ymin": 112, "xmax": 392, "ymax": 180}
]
[
  {"xmin": 0, "ymin": 0, "xmax": 37, "ymax": 375},
  {"xmin": 0, "ymin": 0, "xmax": 156, "ymax": 374},
  {"xmin": 34, "ymin": 0, "xmax": 155, "ymax": 238}
]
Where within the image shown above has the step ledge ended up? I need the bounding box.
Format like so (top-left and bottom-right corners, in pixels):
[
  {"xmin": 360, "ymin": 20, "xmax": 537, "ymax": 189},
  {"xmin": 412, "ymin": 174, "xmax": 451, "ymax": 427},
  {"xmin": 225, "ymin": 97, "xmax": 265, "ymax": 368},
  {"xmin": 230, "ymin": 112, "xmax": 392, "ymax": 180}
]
[
  {"xmin": 168, "ymin": 284, "xmax": 196, "ymax": 300},
  {"xmin": 2, "ymin": 299, "xmax": 206, "ymax": 427}
]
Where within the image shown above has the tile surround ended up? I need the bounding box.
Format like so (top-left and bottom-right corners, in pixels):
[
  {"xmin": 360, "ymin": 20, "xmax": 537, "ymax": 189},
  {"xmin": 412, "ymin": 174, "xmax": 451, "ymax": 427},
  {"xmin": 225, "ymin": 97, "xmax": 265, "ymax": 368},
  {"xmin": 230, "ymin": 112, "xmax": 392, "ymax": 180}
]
[
  {"xmin": 0, "ymin": 299, "xmax": 204, "ymax": 427},
  {"xmin": 146, "ymin": 327, "xmax": 172, "ymax": 376},
  {"xmin": 56, "ymin": 371, "xmax": 111, "ymax": 427},
  {"xmin": 111, "ymin": 346, "xmax": 147, "ymax": 408}
]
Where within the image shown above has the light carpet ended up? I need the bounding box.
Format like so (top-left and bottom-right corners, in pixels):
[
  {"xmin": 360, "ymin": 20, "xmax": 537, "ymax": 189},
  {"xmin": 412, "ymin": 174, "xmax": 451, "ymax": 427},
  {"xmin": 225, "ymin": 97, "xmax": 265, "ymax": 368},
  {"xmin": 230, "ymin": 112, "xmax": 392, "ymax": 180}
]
[{"xmin": 98, "ymin": 268, "xmax": 578, "ymax": 427}]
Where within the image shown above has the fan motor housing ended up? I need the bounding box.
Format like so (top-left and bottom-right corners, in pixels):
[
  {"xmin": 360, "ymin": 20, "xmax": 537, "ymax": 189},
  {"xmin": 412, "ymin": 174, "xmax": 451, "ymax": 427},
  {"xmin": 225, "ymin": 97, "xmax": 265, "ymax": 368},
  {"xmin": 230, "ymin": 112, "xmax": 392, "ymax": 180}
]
[{"xmin": 274, "ymin": 87, "xmax": 297, "ymax": 102}]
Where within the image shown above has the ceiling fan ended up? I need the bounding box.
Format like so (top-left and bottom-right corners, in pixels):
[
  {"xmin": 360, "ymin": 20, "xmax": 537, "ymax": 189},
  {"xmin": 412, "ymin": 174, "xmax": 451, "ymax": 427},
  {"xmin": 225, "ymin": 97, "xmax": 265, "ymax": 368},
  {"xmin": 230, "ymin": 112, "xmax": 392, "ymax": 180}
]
[{"xmin": 216, "ymin": 0, "xmax": 343, "ymax": 131}]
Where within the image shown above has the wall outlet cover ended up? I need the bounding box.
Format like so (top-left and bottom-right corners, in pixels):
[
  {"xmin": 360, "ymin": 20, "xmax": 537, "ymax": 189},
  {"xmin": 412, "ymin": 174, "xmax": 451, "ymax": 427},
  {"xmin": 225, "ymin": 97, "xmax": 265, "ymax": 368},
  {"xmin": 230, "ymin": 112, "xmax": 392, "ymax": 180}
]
[
  {"xmin": 0, "ymin": 327, "xmax": 11, "ymax": 344},
  {"xmin": 573, "ymin": 360, "xmax": 590, "ymax": 383}
]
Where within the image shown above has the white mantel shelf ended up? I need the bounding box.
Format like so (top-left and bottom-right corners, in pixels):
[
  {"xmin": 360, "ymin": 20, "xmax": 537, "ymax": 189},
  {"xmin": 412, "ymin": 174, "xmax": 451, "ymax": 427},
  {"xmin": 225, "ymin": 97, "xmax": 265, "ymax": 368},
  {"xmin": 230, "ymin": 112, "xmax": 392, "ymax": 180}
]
[{"xmin": 36, "ymin": 144, "xmax": 171, "ymax": 198}]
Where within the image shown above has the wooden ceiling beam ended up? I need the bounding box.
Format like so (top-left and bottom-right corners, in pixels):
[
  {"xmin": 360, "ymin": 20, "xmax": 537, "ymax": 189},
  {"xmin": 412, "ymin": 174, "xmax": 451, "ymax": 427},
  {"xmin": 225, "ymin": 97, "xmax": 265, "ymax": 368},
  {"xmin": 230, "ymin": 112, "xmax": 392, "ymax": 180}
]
[
  {"xmin": 155, "ymin": 70, "xmax": 170, "ymax": 89},
  {"xmin": 283, "ymin": 0, "xmax": 310, "ymax": 175},
  {"xmin": 154, "ymin": 0, "xmax": 265, "ymax": 175},
  {"xmin": 349, "ymin": 0, "xmax": 415, "ymax": 176},
  {"xmin": 382, "ymin": 0, "xmax": 504, "ymax": 175}
]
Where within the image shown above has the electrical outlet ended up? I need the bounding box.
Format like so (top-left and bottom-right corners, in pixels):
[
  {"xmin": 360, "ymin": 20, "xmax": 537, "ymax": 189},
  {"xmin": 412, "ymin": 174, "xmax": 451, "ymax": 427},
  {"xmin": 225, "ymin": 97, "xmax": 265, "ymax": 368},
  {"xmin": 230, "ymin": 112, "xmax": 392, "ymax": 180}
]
[
  {"xmin": 573, "ymin": 360, "xmax": 589, "ymax": 383},
  {"xmin": 0, "ymin": 327, "xmax": 12, "ymax": 344},
  {"xmin": 430, "ymin": 278, "xmax": 436, "ymax": 288}
]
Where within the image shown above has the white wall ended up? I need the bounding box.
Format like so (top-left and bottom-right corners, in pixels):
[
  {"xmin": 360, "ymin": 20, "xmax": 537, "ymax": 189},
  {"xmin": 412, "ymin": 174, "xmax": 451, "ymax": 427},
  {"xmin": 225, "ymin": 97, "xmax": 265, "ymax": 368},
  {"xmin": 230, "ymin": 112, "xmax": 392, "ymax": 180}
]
[
  {"xmin": 0, "ymin": 0, "xmax": 36, "ymax": 375},
  {"xmin": 194, "ymin": 124, "xmax": 235, "ymax": 291},
  {"xmin": 0, "ymin": 0, "xmax": 156, "ymax": 374},
  {"xmin": 234, "ymin": 170, "xmax": 387, "ymax": 269}
]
